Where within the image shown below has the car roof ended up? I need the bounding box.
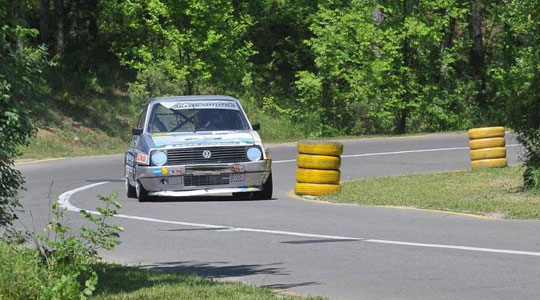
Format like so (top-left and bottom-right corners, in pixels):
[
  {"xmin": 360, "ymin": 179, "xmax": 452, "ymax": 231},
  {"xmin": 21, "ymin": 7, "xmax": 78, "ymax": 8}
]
[{"xmin": 148, "ymin": 95, "xmax": 239, "ymax": 105}]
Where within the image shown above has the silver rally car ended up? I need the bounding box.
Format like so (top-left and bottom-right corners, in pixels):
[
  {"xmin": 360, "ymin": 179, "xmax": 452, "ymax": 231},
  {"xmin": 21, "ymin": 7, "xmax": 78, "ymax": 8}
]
[{"xmin": 125, "ymin": 95, "xmax": 272, "ymax": 202}]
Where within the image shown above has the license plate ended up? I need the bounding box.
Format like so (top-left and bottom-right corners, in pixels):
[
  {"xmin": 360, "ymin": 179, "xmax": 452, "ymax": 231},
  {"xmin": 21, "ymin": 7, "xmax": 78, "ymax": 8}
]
[{"xmin": 230, "ymin": 173, "xmax": 246, "ymax": 182}]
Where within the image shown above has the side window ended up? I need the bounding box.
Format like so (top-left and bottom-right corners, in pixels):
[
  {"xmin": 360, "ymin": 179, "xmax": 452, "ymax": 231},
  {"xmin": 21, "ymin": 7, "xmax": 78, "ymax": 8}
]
[{"xmin": 137, "ymin": 106, "xmax": 148, "ymax": 129}]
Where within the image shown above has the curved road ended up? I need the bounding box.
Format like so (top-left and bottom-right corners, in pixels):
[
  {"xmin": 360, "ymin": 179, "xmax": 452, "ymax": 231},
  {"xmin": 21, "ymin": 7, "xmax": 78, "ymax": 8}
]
[{"xmin": 17, "ymin": 133, "xmax": 540, "ymax": 300}]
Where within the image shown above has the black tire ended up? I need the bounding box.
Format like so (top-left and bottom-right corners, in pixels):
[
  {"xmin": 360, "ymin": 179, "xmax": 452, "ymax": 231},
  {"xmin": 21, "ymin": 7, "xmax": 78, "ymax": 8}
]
[
  {"xmin": 136, "ymin": 181, "xmax": 151, "ymax": 202},
  {"xmin": 233, "ymin": 173, "xmax": 273, "ymax": 200},
  {"xmin": 126, "ymin": 178, "xmax": 137, "ymax": 198}
]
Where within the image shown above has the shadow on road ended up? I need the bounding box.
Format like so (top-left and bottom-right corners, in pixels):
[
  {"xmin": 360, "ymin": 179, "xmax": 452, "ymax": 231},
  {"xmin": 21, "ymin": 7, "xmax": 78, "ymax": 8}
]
[
  {"xmin": 263, "ymin": 281, "xmax": 321, "ymax": 290},
  {"xmin": 147, "ymin": 195, "xmax": 277, "ymax": 203},
  {"xmin": 84, "ymin": 179, "xmax": 277, "ymax": 202},
  {"xmin": 140, "ymin": 260, "xmax": 288, "ymax": 278}
]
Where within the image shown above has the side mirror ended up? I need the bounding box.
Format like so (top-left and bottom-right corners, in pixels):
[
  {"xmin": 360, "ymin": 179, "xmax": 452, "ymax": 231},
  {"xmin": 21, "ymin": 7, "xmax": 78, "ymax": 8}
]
[
  {"xmin": 252, "ymin": 123, "xmax": 261, "ymax": 131},
  {"xmin": 132, "ymin": 128, "xmax": 143, "ymax": 135}
]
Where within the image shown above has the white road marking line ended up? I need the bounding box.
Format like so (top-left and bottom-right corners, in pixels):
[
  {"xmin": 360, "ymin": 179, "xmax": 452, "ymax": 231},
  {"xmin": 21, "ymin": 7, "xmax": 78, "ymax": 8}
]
[
  {"xmin": 273, "ymin": 159, "xmax": 297, "ymax": 164},
  {"xmin": 58, "ymin": 182, "xmax": 110, "ymax": 212},
  {"xmin": 273, "ymin": 144, "xmax": 522, "ymax": 164},
  {"xmin": 59, "ymin": 181, "xmax": 540, "ymax": 258}
]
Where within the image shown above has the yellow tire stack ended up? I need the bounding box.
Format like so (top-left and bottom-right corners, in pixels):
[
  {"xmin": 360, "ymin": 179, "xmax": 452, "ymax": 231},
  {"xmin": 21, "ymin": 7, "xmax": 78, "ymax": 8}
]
[
  {"xmin": 295, "ymin": 140, "xmax": 343, "ymax": 196},
  {"xmin": 468, "ymin": 127, "xmax": 507, "ymax": 169}
]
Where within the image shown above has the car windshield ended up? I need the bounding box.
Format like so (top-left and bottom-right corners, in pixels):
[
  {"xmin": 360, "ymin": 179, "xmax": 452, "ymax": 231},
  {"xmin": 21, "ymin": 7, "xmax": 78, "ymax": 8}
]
[{"xmin": 147, "ymin": 101, "xmax": 250, "ymax": 133}]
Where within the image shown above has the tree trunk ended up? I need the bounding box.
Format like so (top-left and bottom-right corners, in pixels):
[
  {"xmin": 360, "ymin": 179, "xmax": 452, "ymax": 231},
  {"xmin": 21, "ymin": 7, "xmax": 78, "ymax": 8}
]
[
  {"xmin": 438, "ymin": 15, "xmax": 456, "ymax": 81},
  {"xmin": 40, "ymin": 0, "xmax": 49, "ymax": 44},
  {"xmin": 184, "ymin": 49, "xmax": 194, "ymax": 95},
  {"xmin": 441, "ymin": 17, "xmax": 455, "ymax": 53},
  {"xmin": 67, "ymin": 0, "xmax": 76, "ymax": 38},
  {"xmin": 397, "ymin": 0, "xmax": 413, "ymax": 134},
  {"xmin": 55, "ymin": 0, "xmax": 65, "ymax": 55},
  {"xmin": 13, "ymin": 3, "xmax": 24, "ymax": 51},
  {"xmin": 88, "ymin": 0, "xmax": 98, "ymax": 41},
  {"xmin": 470, "ymin": 0, "xmax": 486, "ymax": 105}
]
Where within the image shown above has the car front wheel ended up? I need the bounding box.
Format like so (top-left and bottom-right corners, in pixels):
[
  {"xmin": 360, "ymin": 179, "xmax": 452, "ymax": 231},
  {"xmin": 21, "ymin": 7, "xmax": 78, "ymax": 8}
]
[
  {"xmin": 136, "ymin": 180, "xmax": 151, "ymax": 202},
  {"xmin": 126, "ymin": 178, "xmax": 137, "ymax": 198}
]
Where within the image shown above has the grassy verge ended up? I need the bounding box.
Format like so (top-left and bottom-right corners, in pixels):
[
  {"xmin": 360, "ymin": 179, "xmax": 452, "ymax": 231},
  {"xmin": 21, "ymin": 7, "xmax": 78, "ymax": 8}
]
[
  {"xmin": 20, "ymin": 125, "xmax": 128, "ymax": 160},
  {"xmin": 92, "ymin": 263, "xmax": 321, "ymax": 300},
  {"xmin": 0, "ymin": 243, "xmax": 321, "ymax": 300},
  {"xmin": 324, "ymin": 166, "xmax": 540, "ymax": 220},
  {"xmin": 19, "ymin": 92, "xmax": 135, "ymax": 160}
]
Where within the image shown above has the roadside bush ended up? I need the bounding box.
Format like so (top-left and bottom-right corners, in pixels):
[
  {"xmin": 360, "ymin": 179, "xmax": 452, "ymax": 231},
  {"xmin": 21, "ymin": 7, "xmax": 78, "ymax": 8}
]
[
  {"xmin": 0, "ymin": 2, "xmax": 51, "ymax": 227},
  {"xmin": 520, "ymin": 130, "xmax": 540, "ymax": 191},
  {"xmin": 494, "ymin": 0, "xmax": 540, "ymax": 191},
  {"xmin": 0, "ymin": 193, "xmax": 122, "ymax": 300}
]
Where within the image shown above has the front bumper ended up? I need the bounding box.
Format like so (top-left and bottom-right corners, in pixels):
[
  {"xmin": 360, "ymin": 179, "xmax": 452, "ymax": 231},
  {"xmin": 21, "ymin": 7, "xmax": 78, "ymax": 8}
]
[{"xmin": 134, "ymin": 160, "xmax": 271, "ymax": 194}]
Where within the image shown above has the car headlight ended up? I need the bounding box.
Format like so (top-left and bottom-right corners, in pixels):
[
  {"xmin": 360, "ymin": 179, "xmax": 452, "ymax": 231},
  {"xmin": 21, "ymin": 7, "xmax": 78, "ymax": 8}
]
[
  {"xmin": 247, "ymin": 147, "xmax": 262, "ymax": 161},
  {"xmin": 151, "ymin": 150, "xmax": 167, "ymax": 166}
]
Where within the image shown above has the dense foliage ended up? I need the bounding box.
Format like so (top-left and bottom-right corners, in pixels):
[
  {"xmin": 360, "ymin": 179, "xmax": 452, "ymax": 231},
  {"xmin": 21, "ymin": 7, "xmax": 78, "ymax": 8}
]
[
  {"xmin": 100, "ymin": 0, "xmax": 254, "ymax": 103},
  {"xmin": 7, "ymin": 0, "xmax": 540, "ymax": 137},
  {"xmin": 0, "ymin": 0, "xmax": 49, "ymax": 226},
  {"xmin": 494, "ymin": 1, "xmax": 540, "ymax": 189}
]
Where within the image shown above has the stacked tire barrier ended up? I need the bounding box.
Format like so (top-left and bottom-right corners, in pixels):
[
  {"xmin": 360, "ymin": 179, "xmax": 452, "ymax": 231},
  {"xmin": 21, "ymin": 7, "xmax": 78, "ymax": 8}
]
[
  {"xmin": 295, "ymin": 140, "xmax": 343, "ymax": 196},
  {"xmin": 468, "ymin": 126, "xmax": 507, "ymax": 169}
]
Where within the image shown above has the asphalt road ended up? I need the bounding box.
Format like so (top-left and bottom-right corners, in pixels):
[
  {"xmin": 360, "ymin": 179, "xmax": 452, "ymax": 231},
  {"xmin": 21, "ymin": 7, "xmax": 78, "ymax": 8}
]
[{"xmin": 17, "ymin": 132, "xmax": 540, "ymax": 300}]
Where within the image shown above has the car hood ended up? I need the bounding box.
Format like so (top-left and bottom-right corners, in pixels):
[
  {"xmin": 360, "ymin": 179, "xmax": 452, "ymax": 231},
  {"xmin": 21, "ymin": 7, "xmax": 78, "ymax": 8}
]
[{"xmin": 149, "ymin": 131, "xmax": 256, "ymax": 148}]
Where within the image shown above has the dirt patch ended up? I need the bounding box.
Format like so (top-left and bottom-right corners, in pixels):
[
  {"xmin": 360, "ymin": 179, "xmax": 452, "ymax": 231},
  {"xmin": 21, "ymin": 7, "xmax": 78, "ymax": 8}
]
[{"xmin": 37, "ymin": 128, "xmax": 54, "ymax": 138}]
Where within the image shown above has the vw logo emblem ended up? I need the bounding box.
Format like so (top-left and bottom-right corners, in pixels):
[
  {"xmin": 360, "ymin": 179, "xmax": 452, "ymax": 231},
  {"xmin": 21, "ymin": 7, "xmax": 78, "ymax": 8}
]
[{"xmin": 202, "ymin": 150, "xmax": 212, "ymax": 159}]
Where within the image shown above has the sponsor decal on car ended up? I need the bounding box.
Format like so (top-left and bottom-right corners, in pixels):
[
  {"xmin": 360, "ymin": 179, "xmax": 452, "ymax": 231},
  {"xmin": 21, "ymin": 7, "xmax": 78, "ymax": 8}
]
[
  {"xmin": 165, "ymin": 101, "xmax": 238, "ymax": 110},
  {"xmin": 232, "ymin": 164, "xmax": 244, "ymax": 173},
  {"xmin": 170, "ymin": 167, "xmax": 185, "ymax": 176},
  {"xmin": 150, "ymin": 132, "xmax": 255, "ymax": 148},
  {"xmin": 152, "ymin": 167, "xmax": 169, "ymax": 176},
  {"xmin": 136, "ymin": 152, "xmax": 148, "ymax": 164},
  {"xmin": 239, "ymin": 186, "xmax": 257, "ymax": 192}
]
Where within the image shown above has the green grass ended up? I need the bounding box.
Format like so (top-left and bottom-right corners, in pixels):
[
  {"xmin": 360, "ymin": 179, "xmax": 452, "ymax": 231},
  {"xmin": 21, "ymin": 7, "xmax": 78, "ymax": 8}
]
[
  {"xmin": 0, "ymin": 243, "xmax": 48, "ymax": 300},
  {"xmin": 17, "ymin": 90, "xmax": 136, "ymax": 160},
  {"xmin": 19, "ymin": 124, "xmax": 129, "ymax": 160},
  {"xmin": 92, "ymin": 264, "xmax": 321, "ymax": 300},
  {"xmin": 325, "ymin": 166, "xmax": 540, "ymax": 219},
  {"xmin": 241, "ymin": 101, "xmax": 308, "ymax": 143},
  {"xmin": 0, "ymin": 243, "xmax": 322, "ymax": 300}
]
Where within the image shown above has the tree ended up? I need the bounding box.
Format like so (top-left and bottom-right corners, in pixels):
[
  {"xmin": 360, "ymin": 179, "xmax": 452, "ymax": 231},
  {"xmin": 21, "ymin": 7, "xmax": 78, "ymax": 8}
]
[
  {"xmin": 491, "ymin": 0, "xmax": 540, "ymax": 190},
  {"xmin": 100, "ymin": 0, "xmax": 254, "ymax": 102},
  {"xmin": 295, "ymin": 0, "xmax": 475, "ymax": 136},
  {"xmin": 0, "ymin": 0, "xmax": 50, "ymax": 227}
]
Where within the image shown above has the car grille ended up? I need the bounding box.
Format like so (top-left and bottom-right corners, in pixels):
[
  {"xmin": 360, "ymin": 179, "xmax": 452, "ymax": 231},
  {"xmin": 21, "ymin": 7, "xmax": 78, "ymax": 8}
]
[
  {"xmin": 184, "ymin": 174, "xmax": 230, "ymax": 186},
  {"xmin": 166, "ymin": 146, "xmax": 249, "ymax": 165}
]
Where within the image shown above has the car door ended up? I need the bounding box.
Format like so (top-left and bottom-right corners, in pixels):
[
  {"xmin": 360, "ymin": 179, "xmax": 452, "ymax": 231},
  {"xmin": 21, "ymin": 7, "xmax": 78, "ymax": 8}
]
[{"xmin": 126, "ymin": 104, "xmax": 149, "ymax": 179}]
